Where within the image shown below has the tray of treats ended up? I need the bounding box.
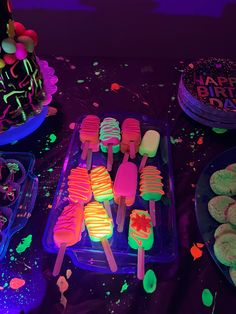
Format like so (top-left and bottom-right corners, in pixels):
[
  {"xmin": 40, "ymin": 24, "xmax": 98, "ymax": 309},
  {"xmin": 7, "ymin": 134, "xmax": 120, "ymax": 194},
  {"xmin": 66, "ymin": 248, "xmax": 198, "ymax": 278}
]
[
  {"xmin": 43, "ymin": 114, "xmax": 177, "ymax": 275},
  {"xmin": 195, "ymin": 146, "xmax": 236, "ymax": 287},
  {"xmin": 0, "ymin": 152, "xmax": 38, "ymax": 260}
]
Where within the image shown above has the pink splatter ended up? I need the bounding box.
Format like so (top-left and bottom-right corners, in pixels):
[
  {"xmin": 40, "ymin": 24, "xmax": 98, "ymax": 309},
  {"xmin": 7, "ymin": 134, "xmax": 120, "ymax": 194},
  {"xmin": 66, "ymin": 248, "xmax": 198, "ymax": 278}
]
[{"xmin": 9, "ymin": 278, "xmax": 25, "ymax": 290}]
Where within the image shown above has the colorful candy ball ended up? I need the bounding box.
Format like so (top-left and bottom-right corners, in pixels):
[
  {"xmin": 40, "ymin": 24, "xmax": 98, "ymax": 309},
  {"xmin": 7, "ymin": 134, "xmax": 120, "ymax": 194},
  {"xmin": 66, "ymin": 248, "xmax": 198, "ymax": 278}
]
[
  {"xmin": 17, "ymin": 35, "xmax": 35, "ymax": 53},
  {"xmin": 14, "ymin": 22, "xmax": 26, "ymax": 36},
  {"xmin": 23, "ymin": 30, "xmax": 38, "ymax": 46},
  {"xmin": 3, "ymin": 53, "xmax": 16, "ymax": 65},
  {"xmin": 15, "ymin": 43, "xmax": 27, "ymax": 60},
  {"xmin": 0, "ymin": 59, "xmax": 6, "ymax": 69},
  {"xmin": 1, "ymin": 38, "xmax": 16, "ymax": 54}
]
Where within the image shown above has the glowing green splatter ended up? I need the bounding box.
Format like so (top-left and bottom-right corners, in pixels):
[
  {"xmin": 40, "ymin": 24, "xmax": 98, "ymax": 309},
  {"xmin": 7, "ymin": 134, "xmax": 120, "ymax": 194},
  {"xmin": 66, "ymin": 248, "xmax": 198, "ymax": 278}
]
[
  {"xmin": 16, "ymin": 234, "xmax": 32, "ymax": 254},
  {"xmin": 47, "ymin": 168, "xmax": 54, "ymax": 172},
  {"xmin": 77, "ymin": 80, "xmax": 85, "ymax": 84},
  {"xmin": 45, "ymin": 192, "xmax": 50, "ymax": 197},
  {"xmin": 10, "ymin": 256, "xmax": 15, "ymax": 261},
  {"xmin": 115, "ymin": 299, "xmax": 120, "ymax": 305},
  {"xmin": 202, "ymin": 288, "xmax": 213, "ymax": 307},
  {"xmin": 106, "ymin": 291, "xmax": 110, "ymax": 296},
  {"xmin": 49, "ymin": 134, "xmax": 57, "ymax": 143},
  {"xmin": 120, "ymin": 280, "xmax": 129, "ymax": 293},
  {"xmin": 212, "ymin": 128, "xmax": 228, "ymax": 134},
  {"xmin": 143, "ymin": 269, "xmax": 157, "ymax": 293}
]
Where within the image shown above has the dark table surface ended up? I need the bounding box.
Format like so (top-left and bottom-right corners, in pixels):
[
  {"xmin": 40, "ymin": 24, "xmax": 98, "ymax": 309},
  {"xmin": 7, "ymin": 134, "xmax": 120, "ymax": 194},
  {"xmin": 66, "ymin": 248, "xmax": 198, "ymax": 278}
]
[{"xmin": 0, "ymin": 56, "xmax": 236, "ymax": 314}]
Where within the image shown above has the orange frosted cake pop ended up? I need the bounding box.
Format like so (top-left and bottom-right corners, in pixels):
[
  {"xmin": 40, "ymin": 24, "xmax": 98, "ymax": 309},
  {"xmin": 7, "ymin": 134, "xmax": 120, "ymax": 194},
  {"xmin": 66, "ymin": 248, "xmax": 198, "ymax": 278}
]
[
  {"xmin": 53, "ymin": 203, "xmax": 84, "ymax": 276},
  {"xmin": 80, "ymin": 115, "xmax": 100, "ymax": 169},
  {"xmin": 67, "ymin": 167, "xmax": 92, "ymax": 204}
]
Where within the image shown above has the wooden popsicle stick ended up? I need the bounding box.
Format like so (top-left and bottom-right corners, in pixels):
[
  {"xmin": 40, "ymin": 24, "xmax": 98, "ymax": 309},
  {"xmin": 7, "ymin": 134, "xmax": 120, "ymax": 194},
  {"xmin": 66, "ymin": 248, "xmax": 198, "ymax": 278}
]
[
  {"xmin": 149, "ymin": 200, "xmax": 156, "ymax": 227},
  {"xmin": 53, "ymin": 242, "xmax": 67, "ymax": 277},
  {"xmin": 101, "ymin": 238, "xmax": 118, "ymax": 272},
  {"xmin": 86, "ymin": 148, "xmax": 92, "ymax": 170},
  {"xmin": 129, "ymin": 141, "xmax": 136, "ymax": 159},
  {"xmin": 107, "ymin": 144, "xmax": 113, "ymax": 172},
  {"xmin": 81, "ymin": 141, "xmax": 89, "ymax": 160},
  {"xmin": 139, "ymin": 154, "xmax": 148, "ymax": 172},
  {"xmin": 116, "ymin": 196, "xmax": 125, "ymax": 225},
  {"xmin": 117, "ymin": 200, "xmax": 126, "ymax": 233},
  {"xmin": 104, "ymin": 200, "xmax": 114, "ymax": 226},
  {"xmin": 137, "ymin": 248, "xmax": 145, "ymax": 280},
  {"xmin": 123, "ymin": 152, "xmax": 129, "ymax": 163}
]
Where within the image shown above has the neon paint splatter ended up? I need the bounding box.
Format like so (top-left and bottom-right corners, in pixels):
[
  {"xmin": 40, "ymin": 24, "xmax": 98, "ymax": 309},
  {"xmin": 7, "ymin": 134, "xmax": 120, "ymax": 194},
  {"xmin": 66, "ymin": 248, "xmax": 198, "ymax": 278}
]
[
  {"xmin": 143, "ymin": 269, "xmax": 157, "ymax": 293},
  {"xmin": 111, "ymin": 83, "xmax": 122, "ymax": 91},
  {"xmin": 57, "ymin": 276, "xmax": 69, "ymax": 309},
  {"xmin": 170, "ymin": 136, "xmax": 183, "ymax": 144},
  {"xmin": 66, "ymin": 269, "xmax": 72, "ymax": 279},
  {"xmin": 190, "ymin": 243, "xmax": 204, "ymax": 261},
  {"xmin": 49, "ymin": 134, "xmax": 57, "ymax": 143},
  {"xmin": 120, "ymin": 280, "xmax": 129, "ymax": 293},
  {"xmin": 202, "ymin": 288, "xmax": 213, "ymax": 307},
  {"xmin": 77, "ymin": 80, "xmax": 85, "ymax": 84},
  {"xmin": 16, "ymin": 234, "xmax": 32, "ymax": 254},
  {"xmin": 92, "ymin": 102, "xmax": 99, "ymax": 108},
  {"xmin": 212, "ymin": 128, "xmax": 228, "ymax": 134},
  {"xmin": 9, "ymin": 278, "xmax": 25, "ymax": 290},
  {"xmin": 197, "ymin": 137, "xmax": 204, "ymax": 145},
  {"xmin": 47, "ymin": 168, "xmax": 53, "ymax": 172}
]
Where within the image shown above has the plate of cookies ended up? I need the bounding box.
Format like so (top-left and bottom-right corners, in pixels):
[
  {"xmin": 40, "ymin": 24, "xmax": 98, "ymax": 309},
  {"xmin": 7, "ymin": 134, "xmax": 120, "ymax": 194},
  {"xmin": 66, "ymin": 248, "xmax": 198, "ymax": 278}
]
[{"xmin": 195, "ymin": 146, "xmax": 236, "ymax": 287}]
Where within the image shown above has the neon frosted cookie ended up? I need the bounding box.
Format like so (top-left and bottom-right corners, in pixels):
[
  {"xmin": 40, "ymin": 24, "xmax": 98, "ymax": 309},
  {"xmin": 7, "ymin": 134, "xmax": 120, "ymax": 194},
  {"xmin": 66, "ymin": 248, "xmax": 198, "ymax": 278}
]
[
  {"xmin": 214, "ymin": 223, "xmax": 236, "ymax": 239},
  {"xmin": 208, "ymin": 196, "xmax": 235, "ymax": 223},
  {"xmin": 228, "ymin": 203, "xmax": 236, "ymax": 226},
  {"xmin": 229, "ymin": 267, "xmax": 236, "ymax": 286},
  {"xmin": 214, "ymin": 233, "xmax": 236, "ymax": 267},
  {"xmin": 210, "ymin": 170, "xmax": 236, "ymax": 196},
  {"xmin": 226, "ymin": 164, "xmax": 236, "ymax": 173}
]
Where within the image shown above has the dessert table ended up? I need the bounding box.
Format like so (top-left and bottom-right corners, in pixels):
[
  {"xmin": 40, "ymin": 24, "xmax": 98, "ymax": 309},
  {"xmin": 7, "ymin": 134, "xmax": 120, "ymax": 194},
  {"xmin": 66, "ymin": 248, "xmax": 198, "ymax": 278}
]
[{"xmin": 0, "ymin": 56, "xmax": 236, "ymax": 314}]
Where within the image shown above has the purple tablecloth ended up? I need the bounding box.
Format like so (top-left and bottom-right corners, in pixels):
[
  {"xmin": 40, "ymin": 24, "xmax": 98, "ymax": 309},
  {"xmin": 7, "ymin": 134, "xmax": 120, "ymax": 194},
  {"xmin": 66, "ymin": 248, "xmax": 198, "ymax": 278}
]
[{"xmin": 1, "ymin": 56, "xmax": 236, "ymax": 314}]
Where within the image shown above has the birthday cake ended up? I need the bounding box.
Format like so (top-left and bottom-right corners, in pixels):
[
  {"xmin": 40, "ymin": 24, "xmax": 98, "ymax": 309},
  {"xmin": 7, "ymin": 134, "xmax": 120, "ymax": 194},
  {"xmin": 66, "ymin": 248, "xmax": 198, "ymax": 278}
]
[
  {"xmin": 0, "ymin": 0, "xmax": 46, "ymax": 133},
  {"xmin": 178, "ymin": 58, "xmax": 236, "ymax": 129}
]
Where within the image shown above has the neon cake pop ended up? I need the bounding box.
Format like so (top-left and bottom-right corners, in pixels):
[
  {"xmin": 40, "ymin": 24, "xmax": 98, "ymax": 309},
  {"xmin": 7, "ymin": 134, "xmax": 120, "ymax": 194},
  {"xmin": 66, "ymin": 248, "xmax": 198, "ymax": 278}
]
[
  {"xmin": 140, "ymin": 166, "xmax": 165, "ymax": 226},
  {"xmin": 84, "ymin": 202, "xmax": 117, "ymax": 272},
  {"xmin": 139, "ymin": 130, "xmax": 160, "ymax": 171},
  {"xmin": 100, "ymin": 117, "xmax": 121, "ymax": 171},
  {"xmin": 53, "ymin": 203, "xmax": 84, "ymax": 276},
  {"xmin": 79, "ymin": 115, "xmax": 100, "ymax": 170},
  {"xmin": 114, "ymin": 162, "xmax": 138, "ymax": 232},
  {"xmin": 67, "ymin": 167, "xmax": 92, "ymax": 204},
  {"xmin": 90, "ymin": 166, "xmax": 114, "ymax": 223},
  {"xmin": 128, "ymin": 210, "xmax": 154, "ymax": 280},
  {"xmin": 121, "ymin": 118, "xmax": 141, "ymax": 160}
]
